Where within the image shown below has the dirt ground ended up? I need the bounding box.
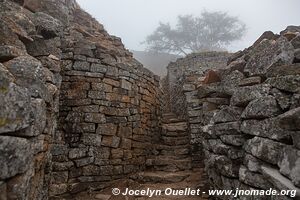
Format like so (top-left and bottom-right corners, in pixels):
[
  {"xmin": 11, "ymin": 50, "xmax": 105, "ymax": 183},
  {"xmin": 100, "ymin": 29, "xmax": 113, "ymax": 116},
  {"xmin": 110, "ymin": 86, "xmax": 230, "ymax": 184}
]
[{"xmin": 62, "ymin": 168, "xmax": 209, "ymax": 200}]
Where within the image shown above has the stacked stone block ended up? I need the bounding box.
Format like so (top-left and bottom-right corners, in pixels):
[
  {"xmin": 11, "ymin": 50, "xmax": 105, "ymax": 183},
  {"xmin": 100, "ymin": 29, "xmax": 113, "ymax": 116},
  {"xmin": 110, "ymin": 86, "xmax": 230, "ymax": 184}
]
[
  {"xmin": 48, "ymin": 3, "xmax": 162, "ymax": 197},
  {"xmin": 0, "ymin": 0, "xmax": 162, "ymax": 199},
  {"xmin": 0, "ymin": 0, "xmax": 67, "ymax": 199},
  {"xmin": 145, "ymin": 113, "xmax": 192, "ymax": 172},
  {"xmin": 195, "ymin": 27, "xmax": 300, "ymax": 199}
]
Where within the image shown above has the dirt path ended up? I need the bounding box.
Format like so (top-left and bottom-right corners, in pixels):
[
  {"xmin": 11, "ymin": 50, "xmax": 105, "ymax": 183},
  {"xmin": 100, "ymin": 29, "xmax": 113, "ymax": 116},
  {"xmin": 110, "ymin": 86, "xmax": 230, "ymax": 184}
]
[{"xmin": 70, "ymin": 168, "xmax": 209, "ymax": 200}]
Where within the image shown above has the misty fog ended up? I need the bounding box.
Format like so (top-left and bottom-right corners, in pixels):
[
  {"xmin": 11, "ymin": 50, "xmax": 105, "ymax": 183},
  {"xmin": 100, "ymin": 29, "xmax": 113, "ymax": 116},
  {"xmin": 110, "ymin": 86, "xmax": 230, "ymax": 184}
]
[{"xmin": 77, "ymin": 0, "xmax": 300, "ymax": 52}]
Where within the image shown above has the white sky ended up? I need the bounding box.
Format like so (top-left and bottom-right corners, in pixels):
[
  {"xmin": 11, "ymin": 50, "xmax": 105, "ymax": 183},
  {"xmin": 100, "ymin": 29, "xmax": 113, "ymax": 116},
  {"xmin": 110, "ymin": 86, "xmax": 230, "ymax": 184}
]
[{"xmin": 77, "ymin": 0, "xmax": 300, "ymax": 52}]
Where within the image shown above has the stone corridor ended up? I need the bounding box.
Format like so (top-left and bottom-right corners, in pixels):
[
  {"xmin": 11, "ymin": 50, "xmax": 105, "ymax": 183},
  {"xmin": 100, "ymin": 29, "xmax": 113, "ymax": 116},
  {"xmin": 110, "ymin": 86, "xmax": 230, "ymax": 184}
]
[
  {"xmin": 65, "ymin": 113, "xmax": 209, "ymax": 200},
  {"xmin": 0, "ymin": 0, "xmax": 300, "ymax": 200}
]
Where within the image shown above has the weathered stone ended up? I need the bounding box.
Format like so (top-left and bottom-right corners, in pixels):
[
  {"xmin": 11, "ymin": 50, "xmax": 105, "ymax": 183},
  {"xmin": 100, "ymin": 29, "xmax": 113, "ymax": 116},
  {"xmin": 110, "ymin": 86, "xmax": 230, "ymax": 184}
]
[
  {"xmin": 241, "ymin": 118, "xmax": 291, "ymax": 141},
  {"xmin": 239, "ymin": 165, "xmax": 273, "ymax": 190},
  {"xmin": 49, "ymin": 184, "xmax": 68, "ymax": 196},
  {"xmin": 271, "ymin": 88, "xmax": 291, "ymax": 110},
  {"xmin": 266, "ymin": 75, "xmax": 300, "ymax": 93},
  {"xmin": 204, "ymin": 139, "xmax": 244, "ymax": 159},
  {"xmin": 6, "ymin": 165, "xmax": 34, "ymax": 200},
  {"xmin": 74, "ymin": 157, "xmax": 94, "ymax": 167},
  {"xmin": 261, "ymin": 165, "xmax": 300, "ymax": 198},
  {"xmin": 162, "ymin": 122, "xmax": 188, "ymax": 132},
  {"xmin": 244, "ymin": 137, "xmax": 285, "ymax": 165},
  {"xmin": 118, "ymin": 126, "xmax": 132, "ymax": 138},
  {"xmin": 91, "ymin": 83, "xmax": 112, "ymax": 92},
  {"xmin": 230, "ymin": 84, "xmax": 271, "ymax": 106},
  {"xmin": 51, "ymin": 171, "xmax": 68, "ymax": 184},
  {"xmin": 0, "ymin": 136, "xmax": 32, "ymax": 179},
  {"xmin": 206, "ymin": 153, "xmax": 240, "ymax": 178},
  {"xmin": 69, "ymin": 148, "xmax": 88, "ymax": 159},
  {"xmin": 73, "ymin": 61, "xmax": 90, "ymax": 71},
  {"xmin": 239, "ymin": 76, "xmax": 262, "ymax": 86},
  {"xmin": 278, "ymin": 107, "xmax": 300, "ymax": 131},
  {"xmin": 0, "ymin": 82, "xmax": 32, "ymax": 134},
  {"xmin": 253, "ymin": 31, "xmax": 279, "ymax": 47},
  {"xmin": 243, "ymin": 154, "xmax": 262, "ymax": 173},
  {"xmin": 120, "ymin": 79, "xmax": 132, "ymax": 90},
  {"xmin": 291, "ymin": 35, "xmax": 300, "ymax": 48},
  {"xmin": 90, "ymin": 63, "xmax": 107, "ymax": 73},
  {"xmin": 0, "ymin": 45, "xmax": 26, "ymax": 62},
  {"xmin": 96, "ymin": 123, "xmax": 117, "ymax": 136},
  {"xmin": 241, "ymin": 96, "xmax": 281, "ymax": 119},
  {"xmin": 203, "ymin": 70, "xmax": 221, "ymax": 84},
  {"xmin": 278, "ymin": 147, "xmax": 300, "ymax": 187},
  {"xmin": 183, "ymin": 84, "xmax": 195, "ymax": 92},
  {"xmin": 244, "ymin": 37, "xmax": 294, "ymax": 76},
  {"xmin": 34, "ymin": 12, "xmax": 63, "ymax": 38},
  {"xmin": 84, "ymin": 113, "xmax": 106, "ymax": 123},
  {"xmin": 89, "ymin": 146, "xmax": 110, "ymax": 160},
  {"xmin": 4, "ymin": 56, "xmax": 50, "ymax": 101},
  {"xmin": 81, "ymin": 133, "xmax": 102, "ymax": 147},
  {"xmin": 111, "ymin": 149, "xmax": 124, "ymax": 159},
  {"xmin": 101, "ymin": 136, "xmax": 120, "ymax": 148},
  {"xmin": 291, "ymin": 132, "xmax": 300, "ymax": 150},
  {"xmin": 82, "ymin": 165, "xmax": 100, "ymax": 176},
  {"xmin": 222, "ymin": 70, "xmax": 245, "ymax": 95},
  {"xmin": 52, "ymin": 162, "xmax": 74, "ymax": 171},
  {"xmin": 267, "ymin": 63, "xmax": 300, "ymax": 77},
  {"xmin": 220, "ymin": 134, "xmax": 246, "ymax": 147},
  {"xmin": 209, "ymin": 121, "xmax": 241, "ymax": 136},
  {"xmin": 103, "ymin": 78, "xmax": 120, "ymax": 87},
  {"xmin": 51, "ymin": 144, "xmax": 68, "ymax": 156},
  {"xmin": 213, "ymin": 106, "xmax": 243, "ymax": 123}
]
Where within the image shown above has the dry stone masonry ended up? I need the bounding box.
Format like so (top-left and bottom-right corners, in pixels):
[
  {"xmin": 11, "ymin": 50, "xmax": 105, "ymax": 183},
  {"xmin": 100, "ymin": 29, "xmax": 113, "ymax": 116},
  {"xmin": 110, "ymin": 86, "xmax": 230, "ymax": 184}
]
[
  {"xmin": 0, "ymin": 0, "xmax": 161, "ymax": 199},
  {"xmin": 0, "ymin": 0, "xmax": 300, "ymax": 199},
  {"xmin": 177, "ymin": 27, "xmax": 300, "ymax": 199}
]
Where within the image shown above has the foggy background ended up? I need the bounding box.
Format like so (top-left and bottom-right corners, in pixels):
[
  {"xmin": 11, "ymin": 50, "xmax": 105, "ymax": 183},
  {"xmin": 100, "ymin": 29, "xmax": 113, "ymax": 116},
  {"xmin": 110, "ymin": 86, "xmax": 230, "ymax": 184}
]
[{"xmin": 76, "ymin": 0, "xmax": 300, "ymax": 74}]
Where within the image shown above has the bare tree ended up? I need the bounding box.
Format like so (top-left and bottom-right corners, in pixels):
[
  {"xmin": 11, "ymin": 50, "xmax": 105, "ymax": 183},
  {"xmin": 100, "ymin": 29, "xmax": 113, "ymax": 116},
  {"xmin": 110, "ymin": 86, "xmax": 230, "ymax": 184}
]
[{"xmin": 144, "ymin": 11, "xmax": 246, "ymax": 55}]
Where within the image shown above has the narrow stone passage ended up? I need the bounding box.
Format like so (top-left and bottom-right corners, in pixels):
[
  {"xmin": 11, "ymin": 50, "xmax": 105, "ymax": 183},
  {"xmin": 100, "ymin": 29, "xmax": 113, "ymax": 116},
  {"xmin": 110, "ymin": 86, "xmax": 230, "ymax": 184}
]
[{"xmin": 72, "ymin": 113, "xmax": 208, "ymax": 200}]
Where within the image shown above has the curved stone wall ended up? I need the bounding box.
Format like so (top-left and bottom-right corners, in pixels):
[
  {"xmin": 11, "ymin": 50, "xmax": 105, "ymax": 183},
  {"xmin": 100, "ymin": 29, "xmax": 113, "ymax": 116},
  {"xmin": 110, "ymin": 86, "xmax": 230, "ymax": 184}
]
[{"xmin": 0, "ymin": 0, "xmax": 162, "ymax": 199}]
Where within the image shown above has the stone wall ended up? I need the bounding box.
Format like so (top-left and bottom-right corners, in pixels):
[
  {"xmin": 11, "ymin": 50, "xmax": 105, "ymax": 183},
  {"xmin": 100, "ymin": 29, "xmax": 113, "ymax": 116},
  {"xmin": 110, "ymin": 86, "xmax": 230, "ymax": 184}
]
[
  {"xmin": 164, "ymin": 52, "xmax": 230, "ymax": 119},
  {"xmin": 0, "ymin": 0, "xmax": 161, "ymax": 199},
  {"xmin": 195, "ymin": 27, "xmax": 300, "ymax": 199},
  {"xmin": 164, "ymin": 52, "xmax": 230, "ymax": 168},
  {"xmin": 51, "ymin": 9, "xmax": 161, "ymax": 196},
  {"xmin": 0, "ymin": 0, "xmax": 68, "ymax": 199}
]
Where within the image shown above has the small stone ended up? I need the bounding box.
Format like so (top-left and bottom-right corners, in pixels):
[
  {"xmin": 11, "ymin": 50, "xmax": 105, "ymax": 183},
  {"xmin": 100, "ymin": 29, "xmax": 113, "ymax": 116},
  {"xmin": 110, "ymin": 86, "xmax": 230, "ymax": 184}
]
[
  {"xmin": 239, "ymin": 166, "xmax": 272, "ymax": 190},
  {"xmin": 278, "ymin": 146, "xmax": 300, "ymax": 187},
  {"xmin": 73, "ymin": 61, "xmax": 90, "ymax": 71},
  {"xmin": 241, "ymin": 118, "xmax": 291, "ymax": 141},
  {"xmin": 0, "ymin": 136, "xmax": 32, "ymax": 179},
  {"xmin": 203, "ymin": 70, "xmax": 221, "ymax": 84},
  {"xmin": 96, "ymin": 123, "xmax": 117, "ymax": 135},
  {"xmin": 267, "ymin": 63, "xmax": 300, "ymax": 77},
  {"xmin": 81, "ymin": 133, "xmax": 102, "ymax": 147},
  {"xmin": 103, "ymin": 78, "xmax": 120, "ymax": 87},
  {"xmin": 238, "ymin": 76, "xmax": 262, "ymax": 86},
  {"xmin": 84, "ymin": 113, "xmax": 106, "ymax": 123},
  {"xmin": 74, "ymin": 157, "xmax": 94, "ymax": 167},
  {"xmin": 241, "ymin": 96, "xmax": 281, "ymax": 119},
  {"xmin": 101, "ymin": 136, "xmax": 120, "ymax": 148},
  {"xmin": 230, "ymin": 84, "xmax": 271, "ymax": 106},
  {"xmin": 213, "ymin": 106, "xmax": 243, "ymax": 123},
  {"xmin": 244, "ymin": 37, "xmax": 294, "ymax": 76},
  {"xmin": 244, "ymin": 137, "xmax": 285, "ymax": 165},
  {"xmin": 120, "ymin": 79, "xmax": 132, "ymax": 90}
]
